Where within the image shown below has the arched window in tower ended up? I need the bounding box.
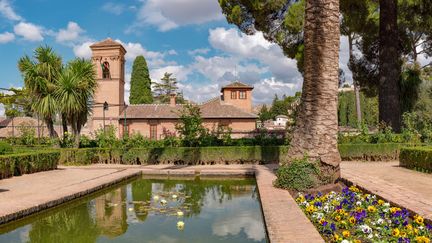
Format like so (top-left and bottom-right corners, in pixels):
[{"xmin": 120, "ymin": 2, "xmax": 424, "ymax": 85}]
[{"xmin": 101, "ymin": 61, "xmax": 111, "ymax": 79}]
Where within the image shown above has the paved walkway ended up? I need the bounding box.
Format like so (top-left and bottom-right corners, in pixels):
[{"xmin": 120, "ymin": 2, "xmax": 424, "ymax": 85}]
[
  {"xmin": 255, "ymin": 165, "xmax": 324, "ymax": 243},
  {"xmin": 341, "ymin": 161, "xmax": 432, "ymax": 221}
]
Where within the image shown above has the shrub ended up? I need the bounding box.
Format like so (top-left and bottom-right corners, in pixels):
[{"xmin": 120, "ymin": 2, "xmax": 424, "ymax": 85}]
[
  {"xmin": 400, "ymin": 146, "xmax": 432, "ymax": 173},
  {"xmin": 0, "ymin": 151, "xmax": 59, "ymax": 179},
  {"xmin": 94, "ymin": 125, "xmax": 120, "ymax": 148},
  {"xmin": 17, "ymin": 123, "xmax": 36, "ymax": 146},
  {"xmin": 274, "ymin": 157, "xmax": 320, "ymax": 191},
  {"xmin": 0, "ymin": 141, "xmax": 13, "ymax": 155},
  {"xmin": 338, "ymin": 143, "xmax": 413, "ymax": 161}
]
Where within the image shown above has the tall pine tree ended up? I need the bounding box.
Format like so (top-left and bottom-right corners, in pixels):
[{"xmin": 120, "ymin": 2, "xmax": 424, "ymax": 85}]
[{"xmin": 129, "ymin": 56, "xmax": 153, "ymax": 104}]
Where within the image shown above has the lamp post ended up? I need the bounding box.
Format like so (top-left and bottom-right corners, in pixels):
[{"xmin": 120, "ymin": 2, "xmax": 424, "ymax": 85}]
[
  {"xmin": 123, "ymin": 103, "xmax": 128, "ymax": 138},
  {"xmin": 103, "ymin": 101, "xmax": 108, "ymax": 132}
]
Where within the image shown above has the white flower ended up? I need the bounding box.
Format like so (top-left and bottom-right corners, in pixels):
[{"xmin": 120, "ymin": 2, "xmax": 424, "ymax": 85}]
[
  {"xmin": 172, "ymin": 194, "xmax": 178, "ymax": 199},
  {"xmin": 356, "ymin": 201, "xmax": 362, "ymax": 206},
  {"xmin": 160, "ymin": 199, "xmax": 167, "ymax": 205},
  {"xmin": 128, "ymin": 207, "xmax": 134, "ymax": 211},
  {"xmin": 177, "ymin": 211, "xmax": 184, "ymax": 217},
  {"xmin": 177, "ymin": 221, "xmax": 185, "ymax": 230},
  {"xmin": 368, "ymin": 233, "xmax": 373, "ymax": 239},
  {"xmin": 377, "ymin": 219, "xmax": 384, "ymax": 225},
  {"xmin": 383, "ymin": 203, "xmax": 390, "ymax": 207},
  {"xmin": 341, "ymin": 240, "xmax": 349, "ymax": 243},
  {"xmin": 323, "ymin": 206, "xmax": 330, "ymax": 213},
  {"xmin": 153, "ymin": 195, "xmax": 159, "ymax": 201}
]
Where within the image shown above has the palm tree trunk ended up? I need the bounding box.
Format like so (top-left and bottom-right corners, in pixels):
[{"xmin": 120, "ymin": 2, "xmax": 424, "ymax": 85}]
[
  {"xmin": 287, "ymin": 0, "xmax": 341, "ymax": 182},
  {"xmin": 45, "ymin": 117, "xmax": 58, "ymax": 138},
  {"xmin": 61, "ymin": 113, "xmax": 68, "ymax": 138},
  {"xmin": 379, "ymin": 0, "xmax": 401, "ymax": 132}
]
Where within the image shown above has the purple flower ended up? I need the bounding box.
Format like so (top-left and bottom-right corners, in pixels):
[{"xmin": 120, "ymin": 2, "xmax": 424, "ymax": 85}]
[
  {"xmin": 323, "ymin": 221, "xmax": 328, "ymax": 226},
  {"xmin": 330, "ymin": 223, "xmax": 336, "ymax": 231},
  {"xmin": 426, "ymin": 224, "xmax": 432, "ymax": 230},
  {"xmin": 314, "ymin": 201, "xmax": 322, "ymax": 207}
]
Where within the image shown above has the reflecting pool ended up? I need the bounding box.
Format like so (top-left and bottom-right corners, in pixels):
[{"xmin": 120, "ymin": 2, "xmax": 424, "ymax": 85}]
[{"xmin": 0, "ymin": 177, "xmax": 268, "ymax": 243}]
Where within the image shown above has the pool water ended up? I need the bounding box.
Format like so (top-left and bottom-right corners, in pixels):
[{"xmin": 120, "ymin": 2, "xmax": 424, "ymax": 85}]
[{"xmin": 0, "ymin": 177, "xmax": 268, "ymax": 243}]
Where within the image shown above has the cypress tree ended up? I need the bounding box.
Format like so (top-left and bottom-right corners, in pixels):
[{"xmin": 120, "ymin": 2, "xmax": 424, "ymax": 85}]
[{"xmin": 129, "ymin": 56, "xmax": 153, "ymax": 104}]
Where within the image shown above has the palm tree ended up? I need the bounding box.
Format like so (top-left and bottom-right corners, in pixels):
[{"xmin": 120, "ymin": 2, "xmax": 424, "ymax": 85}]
[
  {"xmin": 287, "ymin": 0, "xmax": 341, "ymax": 183},
  {"xmin": 55, "ymin": 58, "xmax": 97, "ymax": 147},
  {"xmin": 18, "ymin": 46, "xmax": 62, "ymax": 138}
]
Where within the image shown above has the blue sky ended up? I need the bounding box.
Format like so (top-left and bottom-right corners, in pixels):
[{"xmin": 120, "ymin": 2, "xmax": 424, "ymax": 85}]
[{"xmin": 1, "ymin": 0, "xmax": 371, "ymax": 117}]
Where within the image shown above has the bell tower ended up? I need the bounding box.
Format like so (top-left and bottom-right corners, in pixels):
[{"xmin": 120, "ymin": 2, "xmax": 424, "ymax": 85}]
[{"xmin": 90, "ymin": 38, "xmax": 127, "ymax": 131}]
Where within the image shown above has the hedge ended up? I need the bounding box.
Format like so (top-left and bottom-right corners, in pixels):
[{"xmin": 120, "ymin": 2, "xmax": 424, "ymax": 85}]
[
  {"xmin": 59, "ymin": 146, "xmax": 290, "ymax": 165},
  {"xmin": 0, "ymin": 151, "xmax": 60, "ymax": 179},
  {"xmin": 337, "ymin": 143, "xmax": 416, "ymax": 161},
  {"xmin": 399, "ymin": 146, "xmax": 432, "ymax": 172}
]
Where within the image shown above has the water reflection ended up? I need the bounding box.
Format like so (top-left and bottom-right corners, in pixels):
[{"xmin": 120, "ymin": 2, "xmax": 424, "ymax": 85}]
[{"xmin": 0, "ymin": 178, "xmax": 267, "ymax": 243}]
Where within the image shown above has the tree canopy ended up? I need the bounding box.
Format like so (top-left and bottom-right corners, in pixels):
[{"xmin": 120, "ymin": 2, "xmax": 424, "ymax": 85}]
[{"xmin": 129, "ymin": 55, "xmax": 153, "ymax": 104}]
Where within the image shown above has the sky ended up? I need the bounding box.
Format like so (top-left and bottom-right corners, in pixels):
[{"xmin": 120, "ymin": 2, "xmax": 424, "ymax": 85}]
[{"xmin": 0, "ymin": 0, "xmax": 358, "ymax": 116}]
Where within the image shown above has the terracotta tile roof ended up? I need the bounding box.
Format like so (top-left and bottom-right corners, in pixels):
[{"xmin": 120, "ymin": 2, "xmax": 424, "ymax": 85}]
[
  {"xmin": 90, "ymin": 38, "xmax": 124, "ymax": 49},
  {"xmin": 121, "ymin": 98, "xmax": 257, "ymax": 119},
  {"xmin": 221, "ymin": 81, "xmax": 254, "ymax": 91}
]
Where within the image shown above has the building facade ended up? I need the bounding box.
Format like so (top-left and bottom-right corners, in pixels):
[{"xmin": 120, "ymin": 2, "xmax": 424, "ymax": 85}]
[{"xmin": 89, "ymin": 39, "xmax": 258, "ymax": 139}]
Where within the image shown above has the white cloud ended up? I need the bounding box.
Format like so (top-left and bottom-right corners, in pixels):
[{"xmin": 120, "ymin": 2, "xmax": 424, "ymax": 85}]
[
  {"xmin": 166, "ymin": 49, "xmax": 178, "ymax": 55},
  {"xmin": 253, "ymin": 77, "xmax": 301, "ymax": 104},
  {"xmin": 102, "ymin": 2, "xmax": 126, "ymax": 15},
  {"xmin": 0, "ymin": 0, "xmax": 21, "ymax": 21},
  {"xmin": 188, "ymin": 48, "xmax": 210, "ymax": 56},
  {"xmin": 130, "ymin": 0, "xmax": 224, "ymax": 32},
  {"xmin": 73, "ymin": 41, "xmax": 94, "ymax": 59},
  {"xmin": 56, "ymin": 21, "xmax": 84, "ymax": 43},
  {"xmin": 13, "ymin": 22, "xmax": 43, "ymax": 41},
  {"xmin": 0, "ymin": 31, "xmax": 14, "ymax": 43},
  {"xmin": 209, "ymin": 27, "xmax": 300, "ymax": 83}
]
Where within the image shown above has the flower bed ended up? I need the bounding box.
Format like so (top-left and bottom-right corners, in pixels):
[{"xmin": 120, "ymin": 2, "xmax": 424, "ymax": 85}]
[{"xmin": 296, "ymin": 186, "xmax": 431, "ymax": 242}]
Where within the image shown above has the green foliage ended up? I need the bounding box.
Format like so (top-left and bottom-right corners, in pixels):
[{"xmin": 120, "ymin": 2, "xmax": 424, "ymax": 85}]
[
  {"xmin": 129, "ymin": 55, "xmax": 153, "ymax": 104},
  {"xmin": 17, "ymin": 123, "xmax": 37, "ymax": 146},
  {"xmin": 94, "ymin": 125, "xmax": 120, "ymax": 148},
  {"xmin": 0, "ymin": 151, "xmax": 59, "ymax": 179},
  {"xmin": 175, "ymin": 104, "xmax": 207, "ymax": 147},
  {"xmin": 400, "ymin": 147, "xmax": 432, "ymax": 173},
  {"xmin": 153, "ymin": 72, "xmax": 184, "ymax": 104},
  {"xmin": 0, "ymin": 141, "xmax": 13, "ymax": 155},
  {"xmin": 274, "ymin": 157, "xmax": 320, "ymax": 191},
  {"xmin": 338, "ymin": 143, "xmax": 413, "ymax": 161},
  {"xmin": 58, "ymin": 146, "xmax": 287, "ymax": 166},
  {"xmin": 338, "ymin": 90, "xmax": 378, "ymax": 128},
  {"xmin": 258, "ymin": 104, "xmax": 272, "ymax": 122}
]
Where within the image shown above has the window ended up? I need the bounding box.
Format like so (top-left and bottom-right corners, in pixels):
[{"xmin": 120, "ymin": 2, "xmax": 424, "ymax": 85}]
[
  {"xmin": 239, "ymin": 91, "xmax": 247, "ymax": 99},
  {"xmin": 102, "ymin": 61, "xmax": 111, "ymax": 79},
  {"xmin": 231, "ymin": 91, "xmax": 237, "ymax": 99},
  {"xmin": 150, "ymin": 124, "xmax": 157, "ymax": 140}
]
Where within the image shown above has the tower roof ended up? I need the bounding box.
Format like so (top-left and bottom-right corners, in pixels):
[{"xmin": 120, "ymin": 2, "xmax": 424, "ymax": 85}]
[
  {"xmin": 90, "ymin": 38, "xmax": 126, "ymax": 52},
  {"xmin": 221, "ymin": 81, "xmax": 253, "ymax": 92}
]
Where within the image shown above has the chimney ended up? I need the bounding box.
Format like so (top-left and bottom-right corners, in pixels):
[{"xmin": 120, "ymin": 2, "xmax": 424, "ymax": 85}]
[{"xmin": 169, "ymin": 93, "xmax": 176, "ymax": 107}]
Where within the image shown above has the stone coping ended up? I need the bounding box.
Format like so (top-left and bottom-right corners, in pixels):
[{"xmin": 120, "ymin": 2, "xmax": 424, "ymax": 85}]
[{"xmin": 0, "ymin": 164, "xmax": 323, "ymax": 242}]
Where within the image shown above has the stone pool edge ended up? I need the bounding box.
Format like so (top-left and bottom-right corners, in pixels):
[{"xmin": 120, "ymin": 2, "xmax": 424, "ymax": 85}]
[
  {"xmin": 0, "ymin": 169, "xmax": 141, "ymax": 225},
  {"xmin": 0, "ymin": 165, "xmax": 324, "ymax": 243}
]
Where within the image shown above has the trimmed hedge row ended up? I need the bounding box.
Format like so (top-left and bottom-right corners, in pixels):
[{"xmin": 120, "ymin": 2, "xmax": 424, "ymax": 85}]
[
  {"xmin": 59, "ymin": 146, "xmax": 290, "ymax": 165},
  {"xmin": 337, "ymin": 143, "xmax": 416, "ymax": 161},
  {"xmin": 399, "ymin": 147, "xmax": 432, "ymax": 172},
  {"xmin": 0, "ymin": 151, "xmax": 60, "ymax": 179},
  {"xmin": 59, "ymin": 143, "xmax": 412, "ymax": 165}
]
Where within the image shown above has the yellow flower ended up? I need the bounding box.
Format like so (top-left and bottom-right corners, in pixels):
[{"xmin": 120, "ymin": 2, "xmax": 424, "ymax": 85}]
[
  {"xmin": 349, "ymin": 216, "xmax": 356, "ymax": 224},
  {"xmin": 414, "ymin": 228, "xmax": 419, "ymax": 235},
  {"xmin": 414, "ymin": 215, "xmax": 424, "ymax": 225},
  {"xmin": 367, "ymin": 206, "xmax": 377, "ymax": 213},
  {"xmin": 400, "ymin": 231, "xmax": 407, "ymax": 238},
  {"xmin": 392, "ymin": 228, "xmax": 400, "ymax": 237},
  {"xmin": 378, "ymin": 199, "xmax": 385, "ymax": 206},
  {"xmin": 306, "ymin": 205, "xmax": 316, "ymax": 213},
  {"xmin": 354, "ymin": 240, "xmax": 362, "ymax": 243},
  {"xmin": 349, "ymin": 186, "xmax": 360, "ymax": 192},
  {"xmin": 335, "ymin": 215, "xmax": 341, "ymax": 221},
  {"xmin": 390, "ymin": 207, "xmax": 401, "ymax": 214},
  {"xmin": 296, "ymin": 195, "xmax": 305, "ymax": 203},
  {"xmin": 337, "ymin": 209, "xmax": 345, "ymax": 215},
  {"xmin": 319, "ymin": 218, "xmax": 326, "ymax": 225},
  {"xmin": 356, "ymin": 207, "xmax": 363, "ymax": 213},
  {"xmin": 406, "ymin": 224, "xmax": 413, "ymax": 231},
  {"xmin": 334, "ymin": 233, "xmax": 340, "ymax": 241},
  {"xmin": 342, "ymin": 230, "xmax": 350, "ymax": 238},
  {"xmin": 415, "ymin": 236, "xmax": 430, "ymax": 243}
]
